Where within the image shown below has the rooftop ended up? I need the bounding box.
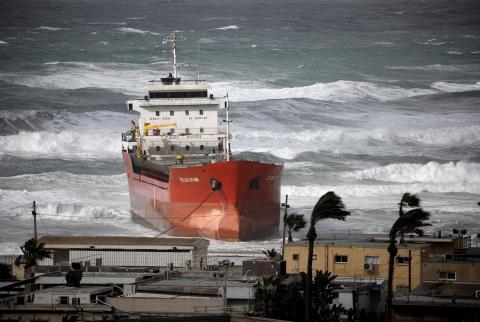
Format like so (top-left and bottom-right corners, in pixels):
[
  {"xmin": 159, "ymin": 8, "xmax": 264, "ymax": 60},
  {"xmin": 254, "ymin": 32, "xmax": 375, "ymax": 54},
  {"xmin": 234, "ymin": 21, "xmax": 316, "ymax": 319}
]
[
  {"xmin": 288, "ymin": 234, "xmax": 430, "ymax": 250},
  {"xmin": 38, "ymin": 235, "xmax": 209, "ymax": 248}
]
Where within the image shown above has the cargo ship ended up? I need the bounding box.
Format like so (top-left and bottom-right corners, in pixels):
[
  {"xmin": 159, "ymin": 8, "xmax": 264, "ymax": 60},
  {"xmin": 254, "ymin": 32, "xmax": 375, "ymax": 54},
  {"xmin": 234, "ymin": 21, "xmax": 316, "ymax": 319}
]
[{"xmin": 121, "ymin": 34, "xmax": 283, "ymax": 241}]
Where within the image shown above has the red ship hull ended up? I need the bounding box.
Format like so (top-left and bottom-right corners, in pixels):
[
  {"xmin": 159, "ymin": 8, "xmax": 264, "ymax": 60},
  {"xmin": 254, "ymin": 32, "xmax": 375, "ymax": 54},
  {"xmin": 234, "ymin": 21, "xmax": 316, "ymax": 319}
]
[{"xmin": 123, "ymin": 152, "xmax": 283, "ymax": 241}]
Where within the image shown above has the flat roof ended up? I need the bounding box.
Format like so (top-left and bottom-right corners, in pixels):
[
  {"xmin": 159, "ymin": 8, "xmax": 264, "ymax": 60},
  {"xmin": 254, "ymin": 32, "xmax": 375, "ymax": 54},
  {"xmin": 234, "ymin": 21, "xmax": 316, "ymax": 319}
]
[
  {"xmin": 38, "ymin": 235, "xmax": 209, "ymax": 248},
  {"xmin": 34, "ymin": 285, "xmax": 112, "ymax": 295}
]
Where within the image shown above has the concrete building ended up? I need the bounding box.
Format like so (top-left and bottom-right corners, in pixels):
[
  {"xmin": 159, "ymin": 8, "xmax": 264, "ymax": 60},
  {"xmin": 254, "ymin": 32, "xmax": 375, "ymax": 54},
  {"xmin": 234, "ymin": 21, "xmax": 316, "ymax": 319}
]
[
  {"xmin": 284, "ymin": 234, "xmax": 429, "ymax": 294},
  {"xmin": 37, "ymin": 235, "xmax": 209, "ymax": 269}
]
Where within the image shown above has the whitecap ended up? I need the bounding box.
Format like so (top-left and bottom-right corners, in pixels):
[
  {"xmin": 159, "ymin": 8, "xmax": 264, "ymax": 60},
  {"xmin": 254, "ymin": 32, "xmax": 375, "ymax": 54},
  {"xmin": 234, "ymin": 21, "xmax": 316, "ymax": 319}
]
[
  {"xmin": 36, "ymin": 26, "xmax": 67, "ymax": 31},
  {"xmin": 213, "ymin": 25, "xmax": 239, "ymax": 30},
  {"xmin": 0, "ymin": 40, "xmax": 8, "ymax": 45},
  {"xmin": 116, "ymin": 27, "xmax": 159, "ymax": 35},
  {"xmin": 431, "ymin": 81, "xmax": 480, "ymax": 93}
]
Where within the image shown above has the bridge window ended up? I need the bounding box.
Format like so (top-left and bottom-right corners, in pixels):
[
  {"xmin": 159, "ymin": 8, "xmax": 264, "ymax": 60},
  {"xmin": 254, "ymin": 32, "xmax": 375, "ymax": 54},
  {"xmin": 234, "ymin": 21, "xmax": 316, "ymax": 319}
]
[
  {"xmin": 156, "ymin": 146, "xmax": 160, "ymax": 151},
  {"xmin": 156, "ymin": 111, "xmax": 159, "ymax": 116},
  {"xmin": 185, "ymin": 145, "xmax": 190, "ymax": 151},
  {"xmin": 200, "ymin": 127, "xmax": 204, "ymax": 133},
  {"xmin": 185, "ymin": 110, "xmax": 189, "ymax": 115},
  {"xmin": 199, "ymin": 110, "xmax": 204, "ymax": 115},
  {"xmin": 170, "ymin": 110, "xmax": 174, "ymax": 116},
  {"xmin": 200, "ymin": 145, "xmax": 204, "ymax": 150},
  {"xmin": 170, "ymin": 145, "xmax": 175, "ymax": 151}
]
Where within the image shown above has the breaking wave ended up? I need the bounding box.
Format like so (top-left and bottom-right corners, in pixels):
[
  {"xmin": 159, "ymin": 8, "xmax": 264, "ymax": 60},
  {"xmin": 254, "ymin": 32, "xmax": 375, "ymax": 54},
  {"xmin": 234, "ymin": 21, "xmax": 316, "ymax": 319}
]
[
  {"xmin": 211, "ymin": 80, "xmax": 437, "ymax": 102},
  {"xmin": 282, "ymin": 180, "xmax": 480, "ymax": 198},
  {"xmin": 0, "ymin": 41, "xmax": 8, "ymax": 45},
  {"xmin": 342, "ymin": 161, "xmax": 480, "ymax": 183},
  {"xmin": 0, "ymin": 130, "xmax": 121, "ymax": 160},
  {"xmin": 0, "ymin": 62, "xmax": 158, "ymax": 95}
]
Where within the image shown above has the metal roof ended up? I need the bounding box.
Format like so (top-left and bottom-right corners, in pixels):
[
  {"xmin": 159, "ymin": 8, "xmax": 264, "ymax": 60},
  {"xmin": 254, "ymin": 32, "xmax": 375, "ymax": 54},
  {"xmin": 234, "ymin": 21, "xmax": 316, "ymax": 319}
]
[{"xmin": 38, "ymin": 235, "xmax": 209, "ymax": 248}]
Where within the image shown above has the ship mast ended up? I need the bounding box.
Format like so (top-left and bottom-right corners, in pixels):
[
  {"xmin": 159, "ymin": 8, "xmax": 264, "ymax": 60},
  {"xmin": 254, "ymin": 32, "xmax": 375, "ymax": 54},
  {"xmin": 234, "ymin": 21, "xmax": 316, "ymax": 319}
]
[
  {"xmin": 225, "ymin": 95, "xmax": 230, "ymax": 161},
  {"xmin": 172, "ymin": 33, "xmax": 178, "ymax": 79}
]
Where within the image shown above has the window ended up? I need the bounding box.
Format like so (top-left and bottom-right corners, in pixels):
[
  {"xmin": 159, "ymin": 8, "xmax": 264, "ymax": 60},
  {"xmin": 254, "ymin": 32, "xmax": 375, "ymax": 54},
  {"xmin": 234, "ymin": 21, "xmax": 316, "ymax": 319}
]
[
  {"xmin": 185, "ymin": 128, "xmax": 190, "ymax": 135},
  {"xmin": 200, "ymin": 145, "xmax": 205, "ymax": 150},
  {"xmin": 293, "ymin": 254, "xmax": 299, "ymax": 261},
  {"xmin": 396, "ymin": 256, "xmax": 410, "ymax": 265},
  {"xmin": 156, "ymin": 111, "xmax": 159, "ymax": 116},
  {"xmin": 335, "ymin": 255, "xmax": 348, "ymax": 263},
  {"xmin": 199, "ymin": 109, "xmax": 204, "ymax": 115},
  {"xmin": 365, "ymin": 256, "xmax": 379, "ymax": 265},
  {"xmin": 156, "ymin": 146, "xmax": 160, "ymax": 151},
  {"xmin": 439, "ymin": 271, "xmax": 456, "ymax": 280},
  {"xmin": 185, "ymin": 110, "xmax": 189, "ymax": 115},
  {"xmin": 200, "ymin": 127, "xmax": 204, "ymax": 133},
  {"xmin": 170, "ymin": 128, "xmax": 175, "ymax": 134},
  {"xmin": 312, "ymin": 254, "xmax": 317, "ymax": 260},
  {"xmin": 59, "ymin": 296, "xmax": 69, "ymax": 305},
  {"xmin": 185, "ymin": 145, "xmax": 190, "ymax": 151},
  {"xmin": 170, "ymin": 145, "xmax": 175, "ymax": 151},
  {"xmin": 72, "ymin": 298, "xmax": 80, "ymax": 306},
  {"xmin": 170, "ymin": 110, "xmax": 174, "ymax": 116}
]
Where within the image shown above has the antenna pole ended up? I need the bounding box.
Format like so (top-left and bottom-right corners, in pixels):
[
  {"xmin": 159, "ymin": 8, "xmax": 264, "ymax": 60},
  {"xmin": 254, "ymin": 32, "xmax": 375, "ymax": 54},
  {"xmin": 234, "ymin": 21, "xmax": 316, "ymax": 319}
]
[
  {"xmin": 225, "ymin": 96, "xmax": 230, "ymax": 161},
  {"xmin": 32, "ymin": 201, "xmax": 38, "ymax": 240}
]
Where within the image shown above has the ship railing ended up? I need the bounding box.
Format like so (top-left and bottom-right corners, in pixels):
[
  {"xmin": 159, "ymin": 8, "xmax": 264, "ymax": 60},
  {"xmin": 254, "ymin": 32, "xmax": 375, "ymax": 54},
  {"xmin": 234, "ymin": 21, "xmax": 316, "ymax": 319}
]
[{"xmin": 148, "ymin": 79, "xmax": 207, "ymax": 85}]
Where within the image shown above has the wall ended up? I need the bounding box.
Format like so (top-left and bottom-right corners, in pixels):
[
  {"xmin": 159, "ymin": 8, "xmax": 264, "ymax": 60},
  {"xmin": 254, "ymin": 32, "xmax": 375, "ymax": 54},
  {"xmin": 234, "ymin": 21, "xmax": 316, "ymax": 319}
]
[
  {"xmin": 422, "ymin": 260, "xmax": 480, "ymax": 283},
  {"xmin": 108, "ymin": 296, "xmax": 223, "ymax": 314}
]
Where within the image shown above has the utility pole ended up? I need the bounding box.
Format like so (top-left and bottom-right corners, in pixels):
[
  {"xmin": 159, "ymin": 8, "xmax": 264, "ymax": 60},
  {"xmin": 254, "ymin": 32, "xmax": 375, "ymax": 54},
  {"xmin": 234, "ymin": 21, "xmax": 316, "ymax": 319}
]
[
  {"xmin": 281, "ymin": 195, "xmax": 290, "ymax": 260},
  {"xmin": 408, "ymin": 250, "xmax": 412, "ymax": 292},
  {"xmin": 32, "ymin": 201, "xmax": 38, "ymax": 240}
]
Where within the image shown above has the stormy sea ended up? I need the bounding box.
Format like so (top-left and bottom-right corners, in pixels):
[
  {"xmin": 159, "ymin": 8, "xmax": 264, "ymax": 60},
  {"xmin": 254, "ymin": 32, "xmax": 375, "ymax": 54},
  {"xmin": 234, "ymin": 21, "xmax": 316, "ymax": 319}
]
[{"xmin": 1, "ymin": 0, "xmax": 479, "ymax": 254}]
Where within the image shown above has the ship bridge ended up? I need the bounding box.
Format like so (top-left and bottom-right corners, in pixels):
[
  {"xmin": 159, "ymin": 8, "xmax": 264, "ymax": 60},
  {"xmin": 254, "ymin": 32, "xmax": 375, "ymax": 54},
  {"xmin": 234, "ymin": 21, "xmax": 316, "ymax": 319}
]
[{"xmin": 123, "ymin": 75, "xmax": 229, "ymax": 164}]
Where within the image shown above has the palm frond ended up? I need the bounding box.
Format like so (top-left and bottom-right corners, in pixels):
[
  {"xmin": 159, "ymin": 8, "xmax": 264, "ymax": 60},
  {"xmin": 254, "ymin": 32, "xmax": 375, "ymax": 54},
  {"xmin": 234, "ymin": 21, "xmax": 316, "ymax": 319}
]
[
  {"xmin": 400, "ymin": 193, "xmax": 420, "ymax": 208},
  {"xmin": 392, "ymin": 208, "xmax": 431, "ymax": 235},
  {"xmin": 311, "ymin": 191, "xmax": 350, "ymax": 225}
]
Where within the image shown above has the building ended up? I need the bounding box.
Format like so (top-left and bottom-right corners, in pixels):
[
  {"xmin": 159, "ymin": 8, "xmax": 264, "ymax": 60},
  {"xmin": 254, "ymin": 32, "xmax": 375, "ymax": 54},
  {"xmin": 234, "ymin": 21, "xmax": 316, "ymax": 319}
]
[
  {"xmin": 37, "ymin": 235, "xmax": 209, "ymax": 269},
  {"xmin": 0, "ymin": 285, "xmax": 113, "ymax": 322},
  {"xmin": 284, "ymin": 234, "xmax": 429, "ymax": 294}
]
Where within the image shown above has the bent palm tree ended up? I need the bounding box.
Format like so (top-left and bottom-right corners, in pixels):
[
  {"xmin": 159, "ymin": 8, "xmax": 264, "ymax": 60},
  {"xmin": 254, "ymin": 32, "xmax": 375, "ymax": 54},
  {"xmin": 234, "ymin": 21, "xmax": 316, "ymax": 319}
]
[
  {"xmin": 19, "ymin": 238, "xmax": 51, "ymax": 270},
  {"xmin": 386, "ymin": 193, "xmax": 430, "ymax": 322},
  {"xmin": 305, "ymin": 191, "xmax": 350, "ymax": 322},
  {"xmin": 285, "ymin": 213, "xmax": 306, "ymax": 243}
]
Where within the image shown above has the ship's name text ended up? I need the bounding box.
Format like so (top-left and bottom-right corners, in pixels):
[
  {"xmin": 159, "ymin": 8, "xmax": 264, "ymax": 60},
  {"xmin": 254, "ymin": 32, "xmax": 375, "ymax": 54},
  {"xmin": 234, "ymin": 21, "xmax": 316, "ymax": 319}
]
[{"xmin": 179, "ymin": 177, "xmax": 200, "ymax": 183}]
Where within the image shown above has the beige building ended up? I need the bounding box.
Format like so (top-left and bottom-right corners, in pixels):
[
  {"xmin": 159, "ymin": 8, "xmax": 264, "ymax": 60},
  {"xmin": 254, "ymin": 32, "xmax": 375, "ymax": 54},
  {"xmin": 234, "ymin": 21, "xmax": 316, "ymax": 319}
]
[{"xmin": 284, "ymin": 235, "xmax": 430, "ymax": 293}]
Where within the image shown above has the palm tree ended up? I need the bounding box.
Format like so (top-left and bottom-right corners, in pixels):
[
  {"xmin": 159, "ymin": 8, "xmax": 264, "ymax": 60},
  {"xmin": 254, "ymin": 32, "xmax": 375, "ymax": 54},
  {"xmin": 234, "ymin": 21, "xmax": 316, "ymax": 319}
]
[
  {"xmin": 305, "ymin": 192, "xmax": 350, "ymax": 322},
  {"xmin": 386, "ymin": 193, "xmax": 430, "ymax": 322},
  {"xmin": 285, "ymin": 213, "xmax": 306, "ymax": 243},
  {"xmin": 18, "ymin": 238, "xmax": 51, "ymax": 270},
  {"xmin": 262, "ymin": 248, "xmax": 278, "ymax": 260}
]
